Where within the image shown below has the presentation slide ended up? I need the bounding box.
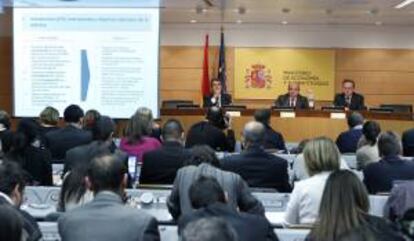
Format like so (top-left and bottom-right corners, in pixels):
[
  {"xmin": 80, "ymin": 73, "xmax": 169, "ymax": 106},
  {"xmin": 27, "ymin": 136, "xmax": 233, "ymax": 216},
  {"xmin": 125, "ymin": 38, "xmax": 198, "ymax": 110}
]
[{"xmin": 13, "ymin": 5, "xmax": 160, "ymax": 118}]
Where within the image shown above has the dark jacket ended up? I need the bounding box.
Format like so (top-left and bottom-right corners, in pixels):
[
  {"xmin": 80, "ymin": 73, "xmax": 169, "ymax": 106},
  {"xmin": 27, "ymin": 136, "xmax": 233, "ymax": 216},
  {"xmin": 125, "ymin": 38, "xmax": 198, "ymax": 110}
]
[
  {"xmin": 5, "ymin": 146, "xmax": 53, "ymax": 186},
  {"xmin": 306, "ymin": 214, "xmax": 404, "ymax": 241},
  {"xmin": 221, "ymin": 145, "xmax": 291, "ymax": 192},
  {"xmin": 0, "ymin": 196, "xmax": 42, "ymax": 241},
  {"xmin": 363, "ymin": 155, "xmax": 414, "ymax": 194},
  {"xmin": 262, "ymin": 125, "xmax": 286, "ymax": 151},
  {"xmin": 45, "ymin": 125, "xmax": 93, "ymax": 162},
  {"xmin": 402, "ymin": 128, "xmax": 414, "ymax": 157},
  {"xmin": 333, "ymin": 92, "xmax": 365, "ymax": 110},
  {"xmin": 336, "ymin": 127, "xmax": 363, "ymax": 153},
  {"xmin": 185, "ymin": 121, "xmax": 235, "ymax": 152},
  {"xmin": 178, "ymin": 203, "xmax": 279, "ymax": 241},
  {"xmin": 203, "ymin": 93, "xmax": 232, "ymax": 108},
  {"xmin": 140, "ymin": 141, "xmax": 190, "ymax": 185},
  {"xmin": 274, "ymin": 94, "xmax": 309, "ymax": 109},
  {"xmin": 38, "ymin": 126, "xmax": 60, "ymax": 148},
  {"xmin": 167, "ymin": 163, "xmax": 264, "ymax": 220}
]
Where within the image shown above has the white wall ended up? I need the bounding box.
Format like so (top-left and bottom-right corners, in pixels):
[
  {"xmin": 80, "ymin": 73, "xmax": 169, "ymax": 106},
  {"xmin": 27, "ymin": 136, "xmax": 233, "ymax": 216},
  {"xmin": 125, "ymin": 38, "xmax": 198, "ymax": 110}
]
[{"xmin": 161, "ymin": 23, "xmax": 414, "ymax": 49}]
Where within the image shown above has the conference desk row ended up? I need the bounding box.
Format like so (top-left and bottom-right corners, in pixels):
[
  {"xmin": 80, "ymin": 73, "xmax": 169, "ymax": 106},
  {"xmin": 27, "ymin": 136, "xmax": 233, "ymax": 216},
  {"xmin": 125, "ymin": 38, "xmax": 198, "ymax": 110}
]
[{"xmin": 160, "ymin": 109, "xmax": 414, "ymax": 141}]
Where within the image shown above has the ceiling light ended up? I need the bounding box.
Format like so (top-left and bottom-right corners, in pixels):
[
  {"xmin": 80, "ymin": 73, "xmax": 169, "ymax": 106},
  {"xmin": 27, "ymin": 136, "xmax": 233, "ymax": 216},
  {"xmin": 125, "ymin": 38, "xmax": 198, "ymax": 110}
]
[
  {"xmin": 281, "ymin": 21, "xmax": 288, "ymax": 25},
  {"xmin": 395, "ymin": 0, "xmax": 414, "ymax": 9},
  {"xmin": 236, "ymin": 19, "xmax": 243, "ymax": 24},
  {"xmin": 190, "ymin": 19, "xmax": 197, "ymax": 23},
  {"xmin": 375, "ymin": 21, "xmax": 383, "ymax": 26}
]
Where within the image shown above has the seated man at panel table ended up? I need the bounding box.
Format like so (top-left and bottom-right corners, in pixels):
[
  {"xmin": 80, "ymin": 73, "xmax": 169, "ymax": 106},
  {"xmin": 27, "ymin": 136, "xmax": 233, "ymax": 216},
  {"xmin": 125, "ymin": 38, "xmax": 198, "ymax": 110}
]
[
  {"xmin": 363, "ymin": 131, "xmax": 414, "ymax": 194},
  {"xmin": 45, "ymin": 104, "xmax": 93, "ymax": 163},
  {"xmin": 0, "ymin": 161, "xmax": 42, "ymax": 241},
  {"xmin": 185, "ymin": 106, "xmax": 235, "ymax": 152},
  {"xmin": 274, "ymin": 82, "xmax": 309, "ymax": 109},
  {"xmin": 335, "ymin": 112, "xmax": 364, "ymax": 153},
  {"xmin": 333, "ymin": 79, "xmax": 365, "ymax": 110},
  {"xmin": 140, "ymin": 119, "xmax": 191, "ymax": 184},
  {"xmin": 178, "ymin": 176, "xmax": 279, "ymax": 241},
  {"xmin": 221, "ymin": 121, "xmax": 291, "ymax": 192},
  {"xmin": 402, "ymin": 127, "xmax": 414, "ymax": 157},
  {"xmin": 167, "ymin": 145, "xmax": 264, "ymax": 220},
  {"xmin": 58, "ymin": 154, "xmax": 160, "ymax": 241},
  {"xmin": 203, "ymin": 78, "xmax": 232, "ymax": 108},
  {"xmin": 254, "ymin": 109, "xmax": 286, "ymax": 151}
]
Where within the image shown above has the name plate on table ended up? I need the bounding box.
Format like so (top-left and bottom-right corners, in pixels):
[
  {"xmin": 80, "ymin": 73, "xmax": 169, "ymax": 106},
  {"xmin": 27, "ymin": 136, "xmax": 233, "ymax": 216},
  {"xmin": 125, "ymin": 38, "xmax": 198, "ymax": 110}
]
[
  {"xmin": 280, "ymin": 112, "xmax": 296, "ymax": 118},
  {"xmin": 226, "ymin": 111, "xmax": 241, "ymax": 117},
  {"xmin": 330, "ymin": 112, "xmax": 346, "ymax": 119}
]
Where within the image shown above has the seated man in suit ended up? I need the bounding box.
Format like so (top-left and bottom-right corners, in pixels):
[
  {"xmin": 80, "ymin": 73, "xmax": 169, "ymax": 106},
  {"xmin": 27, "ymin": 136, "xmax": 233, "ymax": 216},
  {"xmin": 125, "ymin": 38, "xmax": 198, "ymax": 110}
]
[
  {"xmin": 274, "ymin": 82, "xmax": 309, "ymax": 109},
  {"xmin": 167, "ymin": 145, "xmax": 264, "ymax": 220},
  {"xmin": 363, "ymin": 131, "xmax": 414, "ymax": 194},
  {"xmin": 221, "ymin": 121, "xmax": 291, "ymax": 192},
  {"xmin": 254, "ymin": 109, "xmax": 286, "ymax": 151},
  {"xmin": 45, "ymin": 104, "xmax": 93, "ymax": 163},
  {"xmin": 58, "ymin": 154, "xmax": 160, "ymax": 241},
  {"xmin": 402, "ymin": 128, "xmax": 414, "ymax": 157},
  {"xmin": 0, "ymin": 161, "xmax": 42, "ymax": 241},
  {"xmin": 178, "ymin": 176, "xmax": 278, "ymax": 241},
  {"xmin": 333, "ymin": 79, "xmax": 365, "ymax": 110},
  {"xmin": 140, "ymin": 119, "xmax": 191, "ymax": 184},
  {"xmin": 185, "ymin": 107, "xmax": 235, "ymax": 152},
  {"xmin": 203, "ymin": 78, "xmax": 232, "ymax": 108},
  {"xmin": 336, "ymin": 112, "xmax": 364, "ymax": 153}
]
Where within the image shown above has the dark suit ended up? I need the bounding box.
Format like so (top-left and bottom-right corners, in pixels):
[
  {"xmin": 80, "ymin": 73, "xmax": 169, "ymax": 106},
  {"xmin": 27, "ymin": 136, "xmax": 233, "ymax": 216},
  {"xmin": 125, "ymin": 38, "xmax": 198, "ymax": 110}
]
[
  {"xmin": 167, "ymin": 163, "xmax": 264, "ymax": 220},
  {"xmin": 140, "ymin": 141, "xmax": 190, "ymax": 184},
  {"xmin": 203, "ymin": 93, "xmax": 232, "ymax": 107},
  {"xmin": 58, "ymin": 191, "xmax": 160, "ymax": 241},
  {"xmin": 363, "ymin": 155, "xmax": 414, "ymax": 194},
  {"xmin": 178, "ymin": 203, "xmax": 279, "ymax": 241},
  {"xmin": 274, "ymin": 94, "xmax": 309, "ymax": 109},
  {"xmin": 402, "ymin": 128, "xmax": 414, "ymax": 157},
  {"xmin": 221, "ymin": 145, "xmax": 291, "ymax": 192},
  {"xmin": 0, "ymin": 196, "xmax": 42, "ymax": 241},
  {"xmin": 45, "ymin": 125, "xmax": 93, "ymax": 162},
  {"xmin": 333, "ymin": 92, "xmax": 365, "ymax": 110},
  {"xmin": 185, "ymin": 121, "xmax": 235, "ymax": 152},
  {"xmin": 263, "ymin": 125, "xmax": 286, "ymax": 151},
  {"xmin": 336, "ymin": 127, "xmax": 363, "ymax": 153}
]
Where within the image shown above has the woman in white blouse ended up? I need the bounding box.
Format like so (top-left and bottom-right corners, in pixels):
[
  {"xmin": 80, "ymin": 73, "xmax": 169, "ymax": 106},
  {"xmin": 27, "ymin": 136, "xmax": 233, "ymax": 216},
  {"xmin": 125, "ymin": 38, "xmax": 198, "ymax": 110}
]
[{"xmin": 284, "ymin": 137, "xmax": 340, "ymax": 225}]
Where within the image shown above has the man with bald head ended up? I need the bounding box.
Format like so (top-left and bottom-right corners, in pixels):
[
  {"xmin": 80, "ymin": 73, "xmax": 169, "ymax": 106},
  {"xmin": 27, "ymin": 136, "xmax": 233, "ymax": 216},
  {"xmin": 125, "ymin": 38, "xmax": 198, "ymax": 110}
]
[
  {"xmin": 221, "ymin": 121, "xmax": 291, "ymax": 192},
  {"xmin": 274, "ymin": 82, "xmax": 309, "ymax": 109}
]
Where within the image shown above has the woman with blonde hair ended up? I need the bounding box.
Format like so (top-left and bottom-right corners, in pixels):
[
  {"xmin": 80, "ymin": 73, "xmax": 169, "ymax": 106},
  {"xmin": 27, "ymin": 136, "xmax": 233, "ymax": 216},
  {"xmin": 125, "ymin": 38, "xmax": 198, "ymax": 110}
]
[{"xmin": 284, "ymin": 136, "xmax": 340, "ymax": 225}]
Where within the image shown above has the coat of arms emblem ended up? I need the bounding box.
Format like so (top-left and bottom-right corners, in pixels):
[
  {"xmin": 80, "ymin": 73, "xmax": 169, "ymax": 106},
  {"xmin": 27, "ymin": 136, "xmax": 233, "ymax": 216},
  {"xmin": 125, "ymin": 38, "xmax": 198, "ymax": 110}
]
[{"xmin": 244, "ymin": 64, "xmax": 272, "ymax": 89}]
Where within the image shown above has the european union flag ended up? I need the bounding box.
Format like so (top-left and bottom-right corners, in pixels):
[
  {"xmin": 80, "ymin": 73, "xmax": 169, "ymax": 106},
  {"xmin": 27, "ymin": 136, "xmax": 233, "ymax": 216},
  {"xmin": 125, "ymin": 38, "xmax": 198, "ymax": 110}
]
[{"xmin": 218, "ymin": 31, "xmax": 227, "ymax": 93}]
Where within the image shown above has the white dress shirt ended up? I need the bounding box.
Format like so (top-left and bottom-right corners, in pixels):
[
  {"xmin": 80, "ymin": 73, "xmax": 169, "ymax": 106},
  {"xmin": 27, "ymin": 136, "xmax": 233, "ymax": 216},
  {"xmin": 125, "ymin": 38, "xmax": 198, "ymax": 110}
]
[{"xmin": 284, "ymin": 171, "xmax": 331, "ymax": 225}]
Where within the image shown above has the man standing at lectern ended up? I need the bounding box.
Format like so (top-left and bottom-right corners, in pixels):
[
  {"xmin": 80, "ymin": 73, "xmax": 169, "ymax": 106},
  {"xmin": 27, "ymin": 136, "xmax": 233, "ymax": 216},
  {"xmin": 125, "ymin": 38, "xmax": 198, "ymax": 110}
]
[
  {"xmin": 203, "ymin": 78, "xmax": 232, "ymax": 108},
  {"xmin": 334, "ymin": 79, "xmax": 365, "ymax": 110},
  {"xmin": 274, "ymin": 82, "xmax": 309, "ymax": 109}
]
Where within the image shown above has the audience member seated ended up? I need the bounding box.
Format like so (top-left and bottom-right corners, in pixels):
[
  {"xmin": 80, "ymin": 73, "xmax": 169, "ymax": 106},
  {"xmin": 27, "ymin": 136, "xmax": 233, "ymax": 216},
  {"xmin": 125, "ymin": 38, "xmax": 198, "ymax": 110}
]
[
  {"xmin": 0, "ymin": 161, "xmax": 42, "ymax": 241},
  {"xmin": 82, "ymin": 109, "xmax": 101, "ymax": 133},
  {"xmin": 181, "ymin": 217, "xmax": 237, "ymax": 241},
  {"xmin": 0, "ymin": 205, "xmax": 23, "ymax": 241},
  {"xmin": 37, "ymin": 106, "xmax": 60, "ymax": 146},
  {"xmin": 0, "ymin": 110, "xmax": 12, "ymax": 159},
  {"xmin": 333, "ymin": 79, "xmax": 365, "ymax": 110},
  {"xmin": 221, "ymin": 121, "xmax": 291, "ymax": 192},
  {"xmin": 402, "ymin": 128, "xmax": 414, "ymax": 157},
  {"xmin": 45, "ymin": 104, "xmax": 93, "ymax": 162},
  {"xmin": 178, "ymin": 176, "xmax": 278, "ymax": 241},
  {"xmin": 140, "ymin": 119, "xmax": 190, "ymax": 184},
  {"xmin": 335, "ymin": 112, "xmax": 364, "ymax": 153},
  {"xmin": 400, "ymin": 208, "xmax": 414, "ymax": 240},
  {"xmin": 185, "ymin": 107, "xmax": 235, "ymax": 152},
  {"xmin": 64, "ymin": 116, "xmax": 126, "ymax": 174},
  {"xmin": 290, "ymin": 139, "xmax": 309, "ymax": 155},
  {"xmin": 306, "ymin": 170, "xmax": 404, "ymax": 241},
  {"xmin": 254, "ymin": 109, "xmax": 286, "ymax": 151},
  {"xmin": 356, "ymin": 121, "xmax": 381, "ymax": 170},
  {"xmin": 57, "ymin": 168, "xmax": 93, "ymax": 213},
  {"xmin": 274, "ymin": 82, "xmax": 309, "ymax": 109},
  {"xmin": 5, "ymin": 118, "xmax": 53, "ymax": 186},
  {"xmin": 363, "ymin": 131, "xmax": 414, "ymax": 194},
  {"xmin": 167, "ymin": 145, "xmax": 264, "ymax": 220},
  {"xmin": 284, "ymin": 137, "xmax": 340, "ymax": 225},
  {"xmin": 203, "ymin": 78, "xmax": 232, "ymax": 108},
  {"xmin": 120, "ymin": 107, "xmax": 161, "ymax": 162},
  {"xmin": 58, "ymin": 154, "xmax": 160, "ymax": 241}
]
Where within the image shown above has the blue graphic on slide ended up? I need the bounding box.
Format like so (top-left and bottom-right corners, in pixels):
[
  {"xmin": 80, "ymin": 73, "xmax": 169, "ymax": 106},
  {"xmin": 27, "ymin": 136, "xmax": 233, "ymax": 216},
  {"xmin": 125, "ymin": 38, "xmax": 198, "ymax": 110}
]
[{"xmin": 81, "ymin": 49, "xmax": 90, "ymax": 102}]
